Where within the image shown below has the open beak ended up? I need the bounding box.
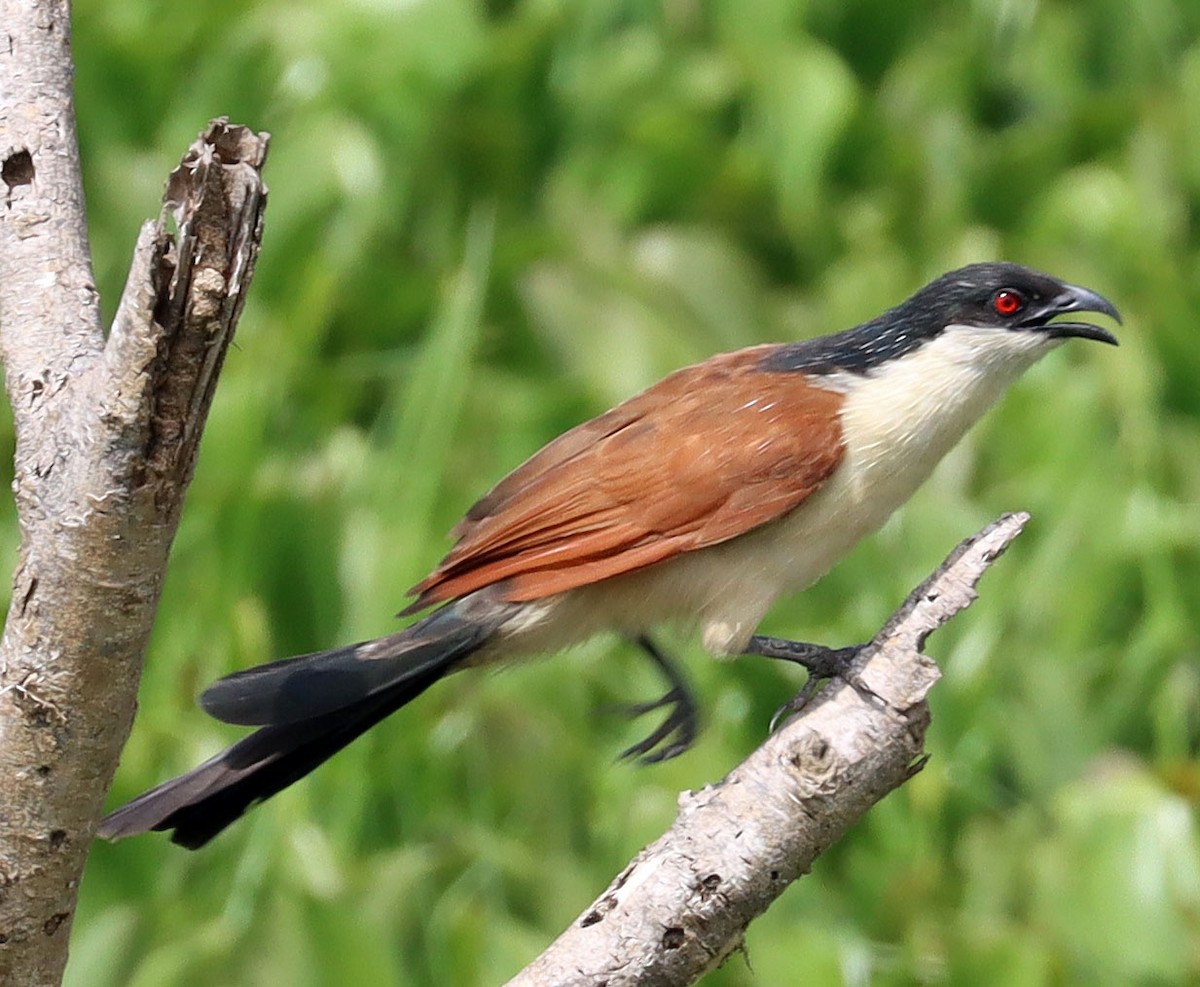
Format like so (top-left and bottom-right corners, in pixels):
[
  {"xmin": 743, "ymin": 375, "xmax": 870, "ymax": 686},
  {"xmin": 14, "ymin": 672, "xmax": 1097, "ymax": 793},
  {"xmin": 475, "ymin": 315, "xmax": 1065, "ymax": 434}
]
[{"xmin": 1030, "ymin": 282, "xmax": 1121, "ymax": 345}]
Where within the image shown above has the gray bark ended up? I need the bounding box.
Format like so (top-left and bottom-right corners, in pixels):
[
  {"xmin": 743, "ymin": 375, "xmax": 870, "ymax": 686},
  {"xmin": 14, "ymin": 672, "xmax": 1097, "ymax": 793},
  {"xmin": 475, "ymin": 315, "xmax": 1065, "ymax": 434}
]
[
  {"xmin": 507, "ymin": 512, "xmax": 1029, "ymax": 987},
  {"xmin": 0, "ymin": 4, "xmax": 268, "ymax": 979}
]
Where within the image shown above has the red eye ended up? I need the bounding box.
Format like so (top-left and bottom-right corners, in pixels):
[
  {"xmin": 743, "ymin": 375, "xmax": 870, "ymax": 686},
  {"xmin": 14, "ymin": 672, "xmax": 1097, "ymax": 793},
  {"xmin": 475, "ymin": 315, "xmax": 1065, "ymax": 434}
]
[{"xmin": 993, "ymin": 289, "xmax": 1023, "ymax": 316}]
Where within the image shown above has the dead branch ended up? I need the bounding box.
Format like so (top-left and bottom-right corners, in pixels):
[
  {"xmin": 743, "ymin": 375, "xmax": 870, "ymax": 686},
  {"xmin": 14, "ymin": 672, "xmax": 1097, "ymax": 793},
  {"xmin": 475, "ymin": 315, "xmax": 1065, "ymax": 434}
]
[
  {"xmin": 0, "ymin": 6, "xmax": 267, "ymax": 978},
  {"xmin": 506, "ymin": 512, "xmax": 1029, "ymax": 987}
]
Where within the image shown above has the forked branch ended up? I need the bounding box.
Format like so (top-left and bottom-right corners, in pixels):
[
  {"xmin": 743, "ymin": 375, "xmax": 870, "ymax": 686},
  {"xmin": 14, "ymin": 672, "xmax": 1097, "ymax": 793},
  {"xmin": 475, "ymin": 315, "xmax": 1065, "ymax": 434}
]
[{"xmin": 0, "ymin": 74, "xmax": 268, "ymax": 985}]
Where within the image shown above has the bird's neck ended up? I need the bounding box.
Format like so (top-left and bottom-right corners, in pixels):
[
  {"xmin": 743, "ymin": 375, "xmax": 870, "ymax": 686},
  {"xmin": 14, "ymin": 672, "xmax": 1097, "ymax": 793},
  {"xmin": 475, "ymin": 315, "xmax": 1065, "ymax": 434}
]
[{"xmin": 825, "ymin": 325, "xmax": 1057, "ymax": 497}]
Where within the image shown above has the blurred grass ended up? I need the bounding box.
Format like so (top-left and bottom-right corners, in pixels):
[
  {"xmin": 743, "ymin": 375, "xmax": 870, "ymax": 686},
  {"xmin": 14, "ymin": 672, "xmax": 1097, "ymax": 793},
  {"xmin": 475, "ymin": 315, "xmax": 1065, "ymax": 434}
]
[{"xmin": 45, "ymin": 0, "xmax": 1200, "ymax": 983}]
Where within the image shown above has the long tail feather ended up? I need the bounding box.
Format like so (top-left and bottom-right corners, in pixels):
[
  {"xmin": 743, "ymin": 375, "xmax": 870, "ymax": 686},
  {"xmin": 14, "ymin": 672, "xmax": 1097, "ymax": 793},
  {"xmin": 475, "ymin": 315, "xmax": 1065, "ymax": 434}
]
[
  {"xmin": 98, "ymin": 604, "xmax": 503, "ymax": 848},
  {"xmin": 200, "ymin": 606, "xmax": 496, "ymax": 726}
]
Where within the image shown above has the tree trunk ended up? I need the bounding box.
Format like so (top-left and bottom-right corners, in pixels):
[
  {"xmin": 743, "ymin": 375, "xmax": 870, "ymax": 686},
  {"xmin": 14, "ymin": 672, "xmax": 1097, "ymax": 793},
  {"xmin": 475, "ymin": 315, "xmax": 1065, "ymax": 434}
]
[{"xmin": 0, "ymin": 3, "xmax": 268, "ymax": 980}]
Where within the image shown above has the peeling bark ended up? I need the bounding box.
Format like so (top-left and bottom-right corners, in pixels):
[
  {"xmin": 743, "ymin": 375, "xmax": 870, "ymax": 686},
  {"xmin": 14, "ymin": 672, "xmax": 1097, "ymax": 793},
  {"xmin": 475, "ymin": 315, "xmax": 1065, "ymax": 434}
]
[
  {"xmin": 0, "ymin": 4, "xmax": 268, "ymax": 979},
  {"xmin": 507, "ymin": 512, "xmax": 1029, "ymax": 987}
]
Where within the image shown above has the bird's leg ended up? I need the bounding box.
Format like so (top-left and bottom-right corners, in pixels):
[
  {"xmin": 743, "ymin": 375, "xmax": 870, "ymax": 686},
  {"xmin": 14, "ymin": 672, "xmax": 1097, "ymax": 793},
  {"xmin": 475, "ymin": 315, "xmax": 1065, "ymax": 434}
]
[
  {"xmin": 743, "ymin": 635, "xmax": 878, "ymax": 729},
  {"xmin": 612, "ymin": 635, "xmax": 700, "ymax": 764}
]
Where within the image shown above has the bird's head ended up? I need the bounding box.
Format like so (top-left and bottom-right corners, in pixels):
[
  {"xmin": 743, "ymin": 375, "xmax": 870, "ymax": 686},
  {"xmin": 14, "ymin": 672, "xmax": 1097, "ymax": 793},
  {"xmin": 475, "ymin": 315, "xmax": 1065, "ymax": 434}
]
[
  {"xmin": 761, "ymin": 263, "xmax": 1120, "ymax": 378},
  {"xmin": 902, "ymin": 262, "xmax": 1121, "ymax": 346}
]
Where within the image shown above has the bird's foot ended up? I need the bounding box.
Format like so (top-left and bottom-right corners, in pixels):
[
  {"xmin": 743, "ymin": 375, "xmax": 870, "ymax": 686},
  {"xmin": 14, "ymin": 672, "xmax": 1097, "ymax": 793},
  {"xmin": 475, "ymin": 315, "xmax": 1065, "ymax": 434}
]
[
  {"xmin": 611, "ymin": 636, "xmax": 700, "ymax": 764},
  {"xmin": 743, "ymin": 636, "xmax": 879, "ymax": 731},
  {"xmin": 614, "ymin": 684, "xmax": 699, "ymax": 764}
]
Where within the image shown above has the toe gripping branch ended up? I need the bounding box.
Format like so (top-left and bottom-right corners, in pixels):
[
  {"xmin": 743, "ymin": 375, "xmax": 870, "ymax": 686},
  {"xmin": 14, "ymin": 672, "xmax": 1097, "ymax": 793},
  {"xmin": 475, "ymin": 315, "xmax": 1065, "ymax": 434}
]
[
  {"xmin": 747, "ymin": 510, "xmax": 1033, "ymax": 732},
  {"xmin": 742, "ymin": 637, "xmax": 878, "ymax": 731}
]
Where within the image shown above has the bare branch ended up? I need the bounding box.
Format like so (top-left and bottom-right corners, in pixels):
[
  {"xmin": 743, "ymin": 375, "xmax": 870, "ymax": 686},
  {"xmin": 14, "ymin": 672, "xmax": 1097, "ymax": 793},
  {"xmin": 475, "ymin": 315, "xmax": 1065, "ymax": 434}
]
[
  {"xmin": 0, "ymin": 35, "xmax": 268, "ymax": 980},
  {"xmin": 507, "ymin": 512, "xmax": 1030, "ymax": 987}
]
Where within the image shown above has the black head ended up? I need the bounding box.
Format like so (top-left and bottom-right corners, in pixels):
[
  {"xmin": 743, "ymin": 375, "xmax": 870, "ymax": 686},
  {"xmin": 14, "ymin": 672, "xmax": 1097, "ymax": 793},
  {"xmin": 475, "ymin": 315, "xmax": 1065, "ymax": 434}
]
[
  {"xmin": 761, "ymin": 262, "xmax": 1120, "ymax": 376},
  {"xmin": 902, "ymin": 262, "xmax": 1121, "ymax": 345}
]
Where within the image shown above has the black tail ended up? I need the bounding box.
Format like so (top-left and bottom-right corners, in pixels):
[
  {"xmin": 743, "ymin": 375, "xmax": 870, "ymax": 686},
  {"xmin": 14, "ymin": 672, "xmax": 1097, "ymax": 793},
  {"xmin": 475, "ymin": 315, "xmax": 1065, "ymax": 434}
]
[{"xmin": 98, "ymin": 605, "xmax": 500, "ymax": 849}]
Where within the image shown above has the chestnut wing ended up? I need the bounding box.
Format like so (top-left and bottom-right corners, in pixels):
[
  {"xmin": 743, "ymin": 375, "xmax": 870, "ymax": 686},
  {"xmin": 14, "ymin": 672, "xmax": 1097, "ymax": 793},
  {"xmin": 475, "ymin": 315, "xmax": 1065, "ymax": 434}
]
[{"xmin": 405, "ymin": 347, "xmax": 845, "ymax": 611}]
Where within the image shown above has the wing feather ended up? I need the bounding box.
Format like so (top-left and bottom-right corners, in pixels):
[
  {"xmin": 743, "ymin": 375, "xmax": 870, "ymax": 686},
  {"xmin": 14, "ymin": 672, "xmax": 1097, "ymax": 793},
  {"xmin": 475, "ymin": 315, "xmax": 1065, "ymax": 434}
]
[{"xmin": 404, "ymin": 346, "xmax": 845, "ymax": 611}]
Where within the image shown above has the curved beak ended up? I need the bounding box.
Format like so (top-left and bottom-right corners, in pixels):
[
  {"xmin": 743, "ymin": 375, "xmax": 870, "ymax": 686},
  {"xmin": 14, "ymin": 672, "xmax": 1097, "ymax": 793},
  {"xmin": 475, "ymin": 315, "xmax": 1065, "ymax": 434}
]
[{"xmin": 1032, "ymin": 282, "xmax": 1121, "ymax": 345}]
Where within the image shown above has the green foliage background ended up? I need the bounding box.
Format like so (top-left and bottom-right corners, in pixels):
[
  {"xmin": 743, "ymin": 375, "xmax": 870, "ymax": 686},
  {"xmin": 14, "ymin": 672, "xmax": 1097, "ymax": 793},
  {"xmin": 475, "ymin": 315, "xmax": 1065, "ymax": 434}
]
[{"xmin": 48, "ymin": 0, "xmax": 1200, "ymax": 983}]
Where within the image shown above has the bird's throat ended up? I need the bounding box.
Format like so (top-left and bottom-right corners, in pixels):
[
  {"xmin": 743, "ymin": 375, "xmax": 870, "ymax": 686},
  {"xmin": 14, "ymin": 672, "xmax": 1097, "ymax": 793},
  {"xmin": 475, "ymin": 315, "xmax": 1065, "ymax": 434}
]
[{"xmin": 829, "ymin": 324, "xmax": 1054, "ymax": 496}]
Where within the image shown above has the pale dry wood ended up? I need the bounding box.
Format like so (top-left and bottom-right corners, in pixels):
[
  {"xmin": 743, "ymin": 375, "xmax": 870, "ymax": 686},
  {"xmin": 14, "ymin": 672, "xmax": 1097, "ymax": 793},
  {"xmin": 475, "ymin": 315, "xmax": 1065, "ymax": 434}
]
[
  {"xmin": 506, "ymin": 512, "xmax": 1029, "ymax": 987},
  {"xmin": 0, "ymin": 9, "xmax": 268, "ymax": 978}
]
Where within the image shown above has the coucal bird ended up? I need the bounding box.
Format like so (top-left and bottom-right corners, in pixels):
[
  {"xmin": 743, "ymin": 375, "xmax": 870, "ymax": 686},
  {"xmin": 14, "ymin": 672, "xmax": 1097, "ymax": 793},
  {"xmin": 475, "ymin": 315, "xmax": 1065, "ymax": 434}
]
[{"xmin": 99, "ymin": 262, "xmax": 1119, "ymax": 848}]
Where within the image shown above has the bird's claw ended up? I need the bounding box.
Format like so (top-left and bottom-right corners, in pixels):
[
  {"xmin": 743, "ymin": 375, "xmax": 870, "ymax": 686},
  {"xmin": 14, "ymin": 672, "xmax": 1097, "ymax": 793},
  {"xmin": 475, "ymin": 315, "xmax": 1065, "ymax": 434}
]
[
  {"xmin": 605, "ymin": 636, "xmax": 703, "ymax": 764},
  {"xmin": 768, "ymin": 676, "xmax": 823, "ymax": 733},
  {"xmin": 614, "ymin": 685, "xmax": 699, "ymax": 764},
  {"xmin": 751, "ymin": 640, "xmax": 881, "ymax": 733}
]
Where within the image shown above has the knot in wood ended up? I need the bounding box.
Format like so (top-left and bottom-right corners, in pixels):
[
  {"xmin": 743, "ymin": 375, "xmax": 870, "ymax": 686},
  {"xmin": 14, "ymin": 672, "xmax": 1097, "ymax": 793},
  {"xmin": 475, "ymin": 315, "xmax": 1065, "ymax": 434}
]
[
  {"xmin": 782, "ymin": 730, "xmax": 841, "ymax": 798},
  {"xmin": 661, "ymin": 927, "xmax": 686, "ymax": 950}
]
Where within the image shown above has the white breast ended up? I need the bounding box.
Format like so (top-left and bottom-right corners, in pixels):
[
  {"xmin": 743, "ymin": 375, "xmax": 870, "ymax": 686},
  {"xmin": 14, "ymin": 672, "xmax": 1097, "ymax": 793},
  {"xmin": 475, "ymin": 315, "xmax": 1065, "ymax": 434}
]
[{"xmin": 689, "ymin": 325, "xmax": 1059, "ymax": 654}]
